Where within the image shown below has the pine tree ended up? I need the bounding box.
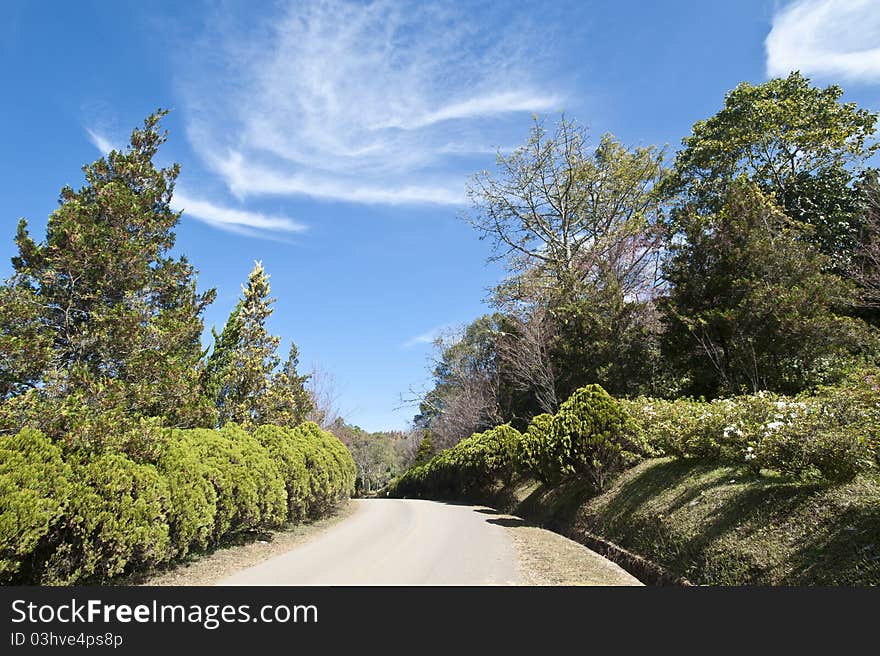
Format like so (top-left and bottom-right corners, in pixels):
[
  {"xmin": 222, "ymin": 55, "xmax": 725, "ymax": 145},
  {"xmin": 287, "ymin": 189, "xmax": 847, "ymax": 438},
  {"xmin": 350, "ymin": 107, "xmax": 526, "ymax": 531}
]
[
  {"xmin": 205, "ymin": 262, "xmax": 311, "ymax": 428},
  {"xmin": 0, "ymin": 110, "xmax": 216, "ymax": 427}
]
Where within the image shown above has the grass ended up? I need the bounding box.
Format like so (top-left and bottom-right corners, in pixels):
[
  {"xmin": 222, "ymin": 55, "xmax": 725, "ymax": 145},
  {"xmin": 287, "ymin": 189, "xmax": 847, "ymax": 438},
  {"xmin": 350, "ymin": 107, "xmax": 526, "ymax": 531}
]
[{"xmin": 513, "ymin": 458, "xmax": 880, "ymax": 585}]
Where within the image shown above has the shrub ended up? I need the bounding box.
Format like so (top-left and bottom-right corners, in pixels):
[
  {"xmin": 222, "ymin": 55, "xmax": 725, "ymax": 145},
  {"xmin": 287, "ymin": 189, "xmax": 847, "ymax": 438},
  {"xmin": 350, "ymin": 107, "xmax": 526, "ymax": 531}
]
[
  {"xmin": 0, "ymin": 429, "xmax": 70, "ymax": 583},
  {"xmin": 43, "ymin": 452, "xmax": 171, "ymax": 584},
  {"xmin": 391, "ymin": 424, "xmax": 522, "ymax": 499},
  {"xmin": 220, "ymin": 424, "xmax": 288, "ymax": 529},
  {"xmin": 759, "ymin": 400, "xmax": 875, "ymax": 482},
  {"xmin": 516, "ymin": 413, "xmax": 553, "ymax": 473},
  {"xmin": 161, "ymin": 426, "xmax": 287, "ymax": 543},
  {"xmin": 253, "ymin": 424, "xmax": 310, "ymax": 521},
  {"xmin": 287, "ymin": 422, "xmax": 356, "ymax": 515},
  {"xmin": 522, "ymin": 385, "xmax": 643, "ymax": 490},
  {"xmin": 624, "ymin": 387, "xmax": 877, "ymax": 482},
  {"xmin": 156, "ymin": 433, "xmax": 218, "ymax": 558}
]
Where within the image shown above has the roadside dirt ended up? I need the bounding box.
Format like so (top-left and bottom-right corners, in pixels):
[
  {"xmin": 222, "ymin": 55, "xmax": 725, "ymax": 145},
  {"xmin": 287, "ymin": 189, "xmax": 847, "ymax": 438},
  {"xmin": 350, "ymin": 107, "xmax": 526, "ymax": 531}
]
[{"xmin": 476, "ymin": 508, "xmax": 643, "ymax": 586}]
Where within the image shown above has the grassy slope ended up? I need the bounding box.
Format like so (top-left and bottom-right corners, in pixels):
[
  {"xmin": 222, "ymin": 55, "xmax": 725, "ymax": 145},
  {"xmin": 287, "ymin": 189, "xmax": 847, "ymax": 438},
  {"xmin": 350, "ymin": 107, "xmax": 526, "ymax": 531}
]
[{"xmin": 511, "ymin": 458, "xmax": 880, "ymax": 585}]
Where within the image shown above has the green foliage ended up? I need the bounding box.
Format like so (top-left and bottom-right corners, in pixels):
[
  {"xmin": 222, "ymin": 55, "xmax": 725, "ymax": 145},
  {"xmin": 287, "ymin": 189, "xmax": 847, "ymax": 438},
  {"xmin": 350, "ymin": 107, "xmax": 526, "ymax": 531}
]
[
  {"xmin": 253, "ymin": 424, "xmax": 310, "ymax": 520},
  {"xmin": 520, "ymin": 385, "xmax": 644, "ymax": 490},
  {"xmin": 204, "ymin": 263, "xmax": 311, "ymax": 429},
  {"xmin": 162, "ymin": 426, "xmax": 286, "ymax": 542},
  {"xmin": 662, "ymin": 181, "xmax": 874, "ymax": 397},
  {"xmin": 0, "ymin": 429, "xmax": 70, "ymax": 583},
  {"xmin": 666, "ymin": 72, "xmax": 878, "ymax": 219},
  {"xmin": 0, "ymin": 389, "xmax": 170, "ymax": 462},
  {"xmin": 0, "ymin": 421, "xmax": 354, "ymax": 584},
  {"xmin": 44, "ymin": 453, "xmax": 171, "ymax": 584},
  {"xmin": 1, "ymin": 110, "xmax": 217, "ymax": 435},
  {"xmin": 392, "ymin": 424, "xmax": 522, "ymax": 499},
  {"xmin": 624, "ymin": 376, "xmax": 879, "ymax": 483},
  {"xmin": 412, "ymin": 431, "xmax": 435, "ymax": 467},
  {"xmin": 155, "ymin": 432, "xmax": 218, "ymax": 558},
  {"xmin": 288, "ymin": 422, "xmax": 356, "ymax": 515},
  {"xmin": 515, "ymin": 413, "xmax": 553, "ymax": 474}
]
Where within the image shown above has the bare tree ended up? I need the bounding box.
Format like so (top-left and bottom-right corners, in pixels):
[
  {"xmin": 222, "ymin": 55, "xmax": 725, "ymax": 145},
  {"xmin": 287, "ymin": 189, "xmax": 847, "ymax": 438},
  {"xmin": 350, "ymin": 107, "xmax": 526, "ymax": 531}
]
[
  {"xmin": 851, "ymin": 176, "xmax": 880, "ymax": 308},
  {"xmin": 496, "ymin": 304, "xmax": 559, "ymax": 414},
  {"xmin": 465, "ymin": 117, "xmax": 666, "ymax": 300},
  {"xmin": 305, "ymin": 361, "xmax": 341, "ymax": 428},
  {"xmin": 414, "ymin": 324, "xmax": 503, "ymax": 451}
]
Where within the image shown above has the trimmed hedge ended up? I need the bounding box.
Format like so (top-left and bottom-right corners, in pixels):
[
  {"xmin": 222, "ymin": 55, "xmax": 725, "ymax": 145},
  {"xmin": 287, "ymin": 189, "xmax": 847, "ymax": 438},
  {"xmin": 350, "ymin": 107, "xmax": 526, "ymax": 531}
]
[
  {"xmin": 288, "ymin": 422, "xmax": 357, "ymax": 515},
  {"xmin": 252, "ymin": 422, "xmax": 355, "ymax": 520},
  {"xmin": 43, "ymin": 453, "xmax": 171, "ymax": 584},
  {"xmin": 519, "ymin": 385, "xmax": 646, "ymax": 490},
  {"xmin": 0, "ymin": 428, "xmax": 70, "ymax": 581},
  {"xmin": 0, "ymin": 422, "xmax": 356, "ymax": 584},
  {"xmin": 392, "ymin": 424, "xmax": 521, "ymax": 499},
  {"xmin": 391, "ymin": 377, "xmax": 879, "ymax": 503}
]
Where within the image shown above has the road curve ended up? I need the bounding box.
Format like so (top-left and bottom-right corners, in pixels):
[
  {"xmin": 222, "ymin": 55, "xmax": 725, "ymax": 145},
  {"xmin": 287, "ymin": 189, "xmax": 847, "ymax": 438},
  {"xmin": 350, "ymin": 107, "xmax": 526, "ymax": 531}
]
[
  {"xmin": 218, "ymin": 498, "xmax": 518, "ymax": 585},
  {"xmin": 217, "ymin": 498, "xmax": 638, "ymax": 585}
]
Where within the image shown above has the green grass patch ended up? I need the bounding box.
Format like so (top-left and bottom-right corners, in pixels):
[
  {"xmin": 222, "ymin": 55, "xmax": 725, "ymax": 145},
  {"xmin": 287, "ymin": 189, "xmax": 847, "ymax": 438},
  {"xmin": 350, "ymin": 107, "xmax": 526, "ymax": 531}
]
[{"xmin": 518, "ymin": 458, "xmax": 880, "ymax": 585}]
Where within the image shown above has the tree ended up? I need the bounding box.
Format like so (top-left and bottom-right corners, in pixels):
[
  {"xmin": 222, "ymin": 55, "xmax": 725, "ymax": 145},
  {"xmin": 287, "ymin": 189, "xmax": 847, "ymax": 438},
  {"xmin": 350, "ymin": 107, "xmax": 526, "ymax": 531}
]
[
  {"xmin": 412, "ymin": 431, "xmax": 435, "ymax": 467},
  {"xmin": 850, "ymin": 170, "xmax": 880, "ymax": 313},
  {"xmin": 665, "ymin": 72, "xmax": 878, "ymax": 260},
  {"xmin": 259, "ymin": 344, "xmax": 313, "ymax": 429},
  {"xmin": 496, "ymin": 304, "xmax": 559, "ymax": 414},
  {"xmin": 204, "ymin": 261, "xmax": 310, "ymax": 427},
  {"xmin": 414, "ymin": 317, "xmax": 505, "ymax": 449},
  {"xmin": 467, "ymin": 117, "xmax": 665, "ymax": 298},
  {"xmin": 465, "ymin": 117, "xmax": 669, "ymax": 404},
  {"xmin": 0, "ymin": 110, "xmax": 215, "ymax": 427},
  {"xmin": 662, "ymin": 180, "xmax": 872, "ymax": 397}
]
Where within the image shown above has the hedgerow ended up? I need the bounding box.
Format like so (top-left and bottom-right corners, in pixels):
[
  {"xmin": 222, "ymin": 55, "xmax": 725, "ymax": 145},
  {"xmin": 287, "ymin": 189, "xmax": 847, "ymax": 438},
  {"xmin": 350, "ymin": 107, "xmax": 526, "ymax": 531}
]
[
  {"xmin": 0, "ymin": 428, "xmax": 70, "ymax": 582},
  {"xmin": 253, "ymin": 424, "xmax": 311, "ymax": 521},
  {"xmin": 43, "ymin": 452, "xmax": 171, "ymax": 584},
  {"xmin": 392, "ymin": 424, "xmax": 521, "ymax": 499},
  {"xmin": 288, "ymin": 422, "xmax": 357, "ymax": 515},
  {"xmin": 391, "ymin": 376, "xmax": 879, "ymax": 502},
  {"xmin": 622, "ymin": 380, "xmax": 878, "ymax": 482},
  {"xmin": 0, "ymin": 421, "xmax": 356, "ymax": 584},
  {"xmin": 519, "ymin": 385, "xmax": 646, "ymax": 490}
]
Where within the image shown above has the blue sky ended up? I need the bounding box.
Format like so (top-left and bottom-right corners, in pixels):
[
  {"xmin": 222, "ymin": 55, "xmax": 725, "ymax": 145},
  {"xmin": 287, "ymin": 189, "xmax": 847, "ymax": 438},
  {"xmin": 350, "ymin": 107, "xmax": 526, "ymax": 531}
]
[{"xmin": 2, "ymin": 0, "xmax": 879, "ymax": 431}]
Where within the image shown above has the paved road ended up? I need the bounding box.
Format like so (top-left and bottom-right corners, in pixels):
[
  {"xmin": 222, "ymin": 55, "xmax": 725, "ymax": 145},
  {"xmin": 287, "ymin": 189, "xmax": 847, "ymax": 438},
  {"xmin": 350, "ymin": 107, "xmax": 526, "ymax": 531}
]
[{"xmin": 218, "ymin": 498, "xmax": 635, "ymax": 585}]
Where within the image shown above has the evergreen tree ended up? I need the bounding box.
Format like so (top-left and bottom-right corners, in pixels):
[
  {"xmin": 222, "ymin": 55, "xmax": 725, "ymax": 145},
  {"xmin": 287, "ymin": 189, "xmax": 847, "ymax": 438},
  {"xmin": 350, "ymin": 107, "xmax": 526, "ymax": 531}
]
[
  {"xmin": 661, "ymin": 181, "xmax": 872, "ymax": 397},
  {"xmin": 0, "ymin": 110, "xmax": 215, "ymax": 427},
  {"xmin": 413, "ymin": 431, "xmax": 435, "ymax": 467},
  {"xmin": 205, "ymin": 262, "xmax": 310, "ymax": 427}
]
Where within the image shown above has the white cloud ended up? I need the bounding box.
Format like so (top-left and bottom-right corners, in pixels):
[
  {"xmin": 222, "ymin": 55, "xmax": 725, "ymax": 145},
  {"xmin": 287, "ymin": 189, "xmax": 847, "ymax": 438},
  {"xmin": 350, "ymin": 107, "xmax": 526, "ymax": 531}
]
[
  {"xmin": 402, "ymin": 323, "xmax": 463, "ymax": 349},
  {"xmin": 766, "ymin": 0, "xmax": 880, "ymax": 83},
  {"xmin": 171, "ymin": 191, "xmax": 306, "ymax": 236},
  {"xmin": 181, "ymin": 0, "xmax": 563, "ymax": 205},
  {"xmin": 84, "ymin": 128, "xmax": 304, "ymax": 239},
  {"xmin": 402, "ymin": 326, "xmax": 445, "ymax": 349},
  {"xmin": 85, "ymin": 128, "xmax": 117, "ymax": 155}
]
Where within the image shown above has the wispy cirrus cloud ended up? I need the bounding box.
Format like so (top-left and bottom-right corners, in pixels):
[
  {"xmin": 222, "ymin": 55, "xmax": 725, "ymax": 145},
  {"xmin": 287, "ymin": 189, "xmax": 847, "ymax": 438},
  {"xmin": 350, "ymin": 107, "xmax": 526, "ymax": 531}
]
[
  {"xmin": 402, "ymin": 323, "xmax": 463, "ymax": 349},
  {"xmin": 84, "ymin": 128, "xmax": 305, "ymax": 239},
  {"xmin": 766, "ymin": 0, "xmax": 880, "ymax": 83},
  {"xmin": 181, "ymin": 0, "xmax": 563, "ymax": 206},
  {"xmin": 85, "ymin": 128, "xmax": 116, "ymax": 156},
  {"xmin": 170, "ymin": 192, "xmax": 306, "ymax": 237}
]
